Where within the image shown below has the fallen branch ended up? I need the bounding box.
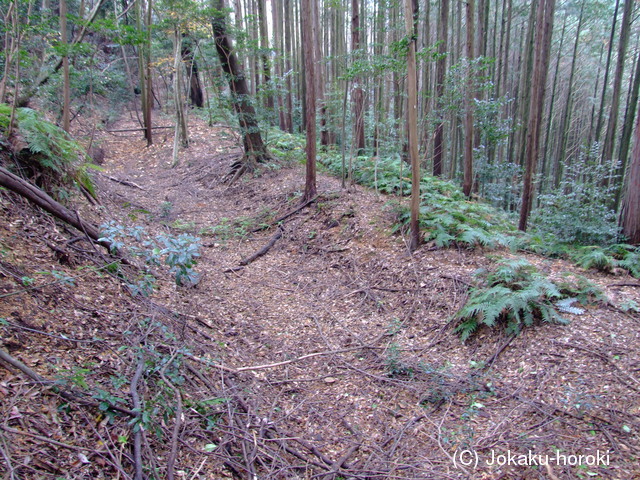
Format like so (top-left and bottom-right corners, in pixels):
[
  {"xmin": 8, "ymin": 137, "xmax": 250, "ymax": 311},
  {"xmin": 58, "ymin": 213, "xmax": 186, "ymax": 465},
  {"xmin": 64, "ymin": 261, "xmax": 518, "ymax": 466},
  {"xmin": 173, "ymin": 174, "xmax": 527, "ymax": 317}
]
[
  {"xmin": 0, "ymin": 425, "xmax": 92, "ymax": 452},
  {"xmin": 105, "ymin": 126, "xmax": 174, "ymax": 133},
  {"xmin": 103, "ymin": 174, "xmax": 146, "ymax": 191},
  {"xmin": 239, "ymin": 226, "xmax": 283, "ymax": 266},
  {"xmin": 0, "ymin": 166, "xmax": 110, "ymax": 250},
  {"xmin": 254, "ymin": 196, "xmax": 318, "ymax": 232},
  {"xmin": 0, "ymin": 346, "xmax": 136, "ymax": 416}
]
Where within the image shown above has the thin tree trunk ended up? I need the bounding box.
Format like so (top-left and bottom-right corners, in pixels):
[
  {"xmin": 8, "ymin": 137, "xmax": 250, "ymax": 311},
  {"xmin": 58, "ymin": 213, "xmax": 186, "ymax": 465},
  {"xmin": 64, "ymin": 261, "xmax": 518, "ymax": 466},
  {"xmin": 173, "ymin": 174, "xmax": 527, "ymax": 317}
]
[
  {"xmin": 60, "ymin": 0, "xmax": 70, "ymax": 132},
  {"xmin": 172, "ymin": 28, "xmax": 188, "ymax": 167},
  {"xmin": 553, "ymin": 0, "xmax": 584, "ymax": 188},
  {"xmin": 433, "ymin": 0, "xmax": 448, "ymax": 177},
  {"xmin": 283, "ymin": 0, "xmax": 294, "ymax": 132},
  {"xmin": 405, "ymin": 0, "xmax": 420, "ymax": 250},
  {"xmin": 181, "ymin": 37, "xmax": 204, "ymax": 108},
  {"xmin": 593, "ymin": 0, "xmax": 620, "ymax": 146},
  {"xmin": 351, "ymin": 0, "xmax": 365, "ymax": 154},
  {"xmin": 257, "ymin": 0, "xmax": 274, "ymax": 115},
  {"xmin": 462, "ymin": 0, "xmax": 475, "ymax": 198},
  {"xmin": 301, "ymin": 0, "xmax": 317, "ymax": 202}
]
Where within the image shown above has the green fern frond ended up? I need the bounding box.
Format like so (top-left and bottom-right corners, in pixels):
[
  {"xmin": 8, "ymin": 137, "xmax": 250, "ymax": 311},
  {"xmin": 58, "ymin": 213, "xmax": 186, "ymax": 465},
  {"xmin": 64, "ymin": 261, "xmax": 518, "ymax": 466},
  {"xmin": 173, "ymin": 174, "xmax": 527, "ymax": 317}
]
[
  {"xmin": 454, "ymin": 258, "xmax": 582, "ymax": 341},
  {"xmin": 575, "ymin": 247, "xmax": 616, "ymax": 272}
]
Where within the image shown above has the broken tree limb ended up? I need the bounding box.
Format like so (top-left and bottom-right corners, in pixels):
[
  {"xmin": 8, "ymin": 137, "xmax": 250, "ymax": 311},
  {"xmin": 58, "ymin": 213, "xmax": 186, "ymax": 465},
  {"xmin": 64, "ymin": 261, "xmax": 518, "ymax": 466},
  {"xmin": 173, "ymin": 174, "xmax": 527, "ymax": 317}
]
[
  {"xmin": 102, "ymin": 174, "xmax": 146, "ymax": 190},
  {"xmin": 105, "ymin": 126, "xmax": 174, "ymax": 133},
  {"xmin": 239, "ymin": 226, "xmax": 283, "ymax": 266},
  {"xmin": 0, "ymin": 166, "xmax": 111, "ymax": 251},
  {"xmin": 253, "ymin": 195, "xmax": 318, "ymax": 232}
]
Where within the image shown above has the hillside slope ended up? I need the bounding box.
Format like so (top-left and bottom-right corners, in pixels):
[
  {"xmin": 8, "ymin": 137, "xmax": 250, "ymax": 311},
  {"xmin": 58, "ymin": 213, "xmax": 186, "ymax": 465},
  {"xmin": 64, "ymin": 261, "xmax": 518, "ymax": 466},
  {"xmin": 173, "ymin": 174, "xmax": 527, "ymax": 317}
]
[{"xmin": 1, "ymin": 114, "xmax": 639, "ymax": 479}]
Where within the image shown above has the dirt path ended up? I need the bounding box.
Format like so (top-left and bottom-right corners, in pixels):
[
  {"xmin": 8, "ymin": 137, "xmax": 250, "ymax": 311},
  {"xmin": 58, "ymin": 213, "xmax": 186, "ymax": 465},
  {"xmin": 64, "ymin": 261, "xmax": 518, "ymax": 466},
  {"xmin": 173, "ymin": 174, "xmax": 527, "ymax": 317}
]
[{"xmin": 1, "ymin": 112, "xmax": 638, "ymax": 479}]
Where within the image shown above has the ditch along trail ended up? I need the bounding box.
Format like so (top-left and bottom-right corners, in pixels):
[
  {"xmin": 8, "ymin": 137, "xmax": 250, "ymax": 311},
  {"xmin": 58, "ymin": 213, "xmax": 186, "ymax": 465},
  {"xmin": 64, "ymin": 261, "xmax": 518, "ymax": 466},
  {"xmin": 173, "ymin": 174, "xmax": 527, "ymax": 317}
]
[{"xmin": 1, "ymin": 111, "xmax": 639, "ymax": 480}]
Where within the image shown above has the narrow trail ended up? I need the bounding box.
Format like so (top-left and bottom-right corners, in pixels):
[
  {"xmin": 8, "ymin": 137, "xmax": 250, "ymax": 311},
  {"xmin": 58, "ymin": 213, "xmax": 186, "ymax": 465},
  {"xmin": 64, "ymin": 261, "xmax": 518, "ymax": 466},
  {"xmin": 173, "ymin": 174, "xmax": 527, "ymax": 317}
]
[
  {"xmin": 94, "ymin": 114, "xmax": 640, "ymax": 478},
  {"xmin": 0, "ymin": 112, "xmax": 637, "ymax": 479}
]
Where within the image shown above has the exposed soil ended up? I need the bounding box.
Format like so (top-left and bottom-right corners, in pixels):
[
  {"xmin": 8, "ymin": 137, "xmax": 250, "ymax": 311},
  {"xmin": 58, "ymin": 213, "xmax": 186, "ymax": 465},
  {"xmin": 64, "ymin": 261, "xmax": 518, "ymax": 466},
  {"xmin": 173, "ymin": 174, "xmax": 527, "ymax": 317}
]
[{"xmin": 1, "ymin": 112, "xmax": 639, "ymax": 480}]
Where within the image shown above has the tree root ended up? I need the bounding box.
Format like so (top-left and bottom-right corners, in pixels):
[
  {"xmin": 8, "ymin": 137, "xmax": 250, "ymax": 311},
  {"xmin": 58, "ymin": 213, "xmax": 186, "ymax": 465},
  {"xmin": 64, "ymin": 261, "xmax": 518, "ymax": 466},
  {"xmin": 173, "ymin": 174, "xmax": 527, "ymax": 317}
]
[{"xmin": 223, "ymin": 151, "xmax": 272, "ymax": 185}]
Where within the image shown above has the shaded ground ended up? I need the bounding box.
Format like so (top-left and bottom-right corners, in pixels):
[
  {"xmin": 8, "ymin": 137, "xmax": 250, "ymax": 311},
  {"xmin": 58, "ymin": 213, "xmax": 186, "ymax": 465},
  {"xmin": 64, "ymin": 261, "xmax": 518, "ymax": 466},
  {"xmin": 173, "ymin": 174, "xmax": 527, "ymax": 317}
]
[{"xmin": 1, "ymin": 112, "xmax": 639, "ymax": 479}]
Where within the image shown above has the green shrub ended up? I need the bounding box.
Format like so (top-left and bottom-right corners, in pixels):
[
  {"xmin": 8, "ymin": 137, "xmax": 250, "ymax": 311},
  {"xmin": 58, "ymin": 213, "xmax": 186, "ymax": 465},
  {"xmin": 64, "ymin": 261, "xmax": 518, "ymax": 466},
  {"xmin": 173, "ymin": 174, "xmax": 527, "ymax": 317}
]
[{"xmin": 530, "ymin": 146, "xmax": 620, "ymax": 245}]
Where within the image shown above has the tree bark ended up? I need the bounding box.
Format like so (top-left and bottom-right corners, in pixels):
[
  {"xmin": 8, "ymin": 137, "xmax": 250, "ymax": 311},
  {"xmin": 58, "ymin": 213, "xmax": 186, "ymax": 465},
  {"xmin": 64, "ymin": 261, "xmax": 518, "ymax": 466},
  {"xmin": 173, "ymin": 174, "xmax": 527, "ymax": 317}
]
[
  {"xmin": 620, "ymin": 95, "xmax": 640, "ymax": 244},
  {"xmin": 615, "ymin": 48, "xmax": 640, "ymax": 208},
  {"xmin": 462, "ymin": 0, "xmax": 475, "ymax": 198},
  {"xmin": 60, "ymin": 0, "xmax": 70, "ymax": 132},
  {"xmin": 405, "ymin": 0, "xmax": 420, "ymax": 251},
  {"xmin": 181, "ymin": 37, "xmax": 204, "ymax": 108},
  {"xmin": 0, "ymin": 166, "xmax": 109, "ymax": 249},
  {"xmin": 432, "ymin": 0, "xmax": 449, "ymax": 177},
  {"xmin": 518, "ymin": 0, "xmax": 555, "ymax": 231},
  {"xmin": 301, "ymin": 0, "xmax": 317, "ymax": 202},
  {"xmin": 351, "ymin": 0, "xmax": 365, "ymax": 155},
  {"xmin": 602, "ymin": 0, "xmax": 633, "ymax": 172}
]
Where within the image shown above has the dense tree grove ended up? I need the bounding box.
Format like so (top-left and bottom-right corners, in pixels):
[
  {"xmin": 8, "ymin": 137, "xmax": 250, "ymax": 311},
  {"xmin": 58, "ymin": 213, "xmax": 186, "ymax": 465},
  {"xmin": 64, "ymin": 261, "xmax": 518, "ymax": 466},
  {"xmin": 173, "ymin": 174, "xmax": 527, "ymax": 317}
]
[{"xmin": 1, "ymin": 0, "xmax": 639, "ymax": 243}]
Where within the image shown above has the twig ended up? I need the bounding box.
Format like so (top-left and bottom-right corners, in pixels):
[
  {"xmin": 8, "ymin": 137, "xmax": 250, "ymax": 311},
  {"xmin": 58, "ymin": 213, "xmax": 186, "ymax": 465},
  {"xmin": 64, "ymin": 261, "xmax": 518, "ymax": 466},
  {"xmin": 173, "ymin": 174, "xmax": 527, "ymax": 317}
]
[
  {"xmin": 0, "ymin": 425, "xmax": 93, "ymax": 451},
  {"xmin": 440, "ymin": 274, "xmax": 474, "ymax": 288},
  {"xmin": 105, "ymin": 126, "xmax": 174, "ymax": 133},
  {"xmin": 130, "ymin": 353, "xmax": 145, "ymax": 480},
  {"xmin": 159, "ymin": 352, "xmax": 183, "ymax": 480},
  {"xmin": 486, "ymin": 334, "xmax": 517, "ymax": 369},
  {"xmin": 0, "ymin": 346, "xmax": 137, "ymax": 417},
  {"xmin": 608, "ymin": 282, "xmax": 640, "ymax": 288},
  {"xmin": 239, "ymin": 226, "xmax": 283, "ymax": 266}
]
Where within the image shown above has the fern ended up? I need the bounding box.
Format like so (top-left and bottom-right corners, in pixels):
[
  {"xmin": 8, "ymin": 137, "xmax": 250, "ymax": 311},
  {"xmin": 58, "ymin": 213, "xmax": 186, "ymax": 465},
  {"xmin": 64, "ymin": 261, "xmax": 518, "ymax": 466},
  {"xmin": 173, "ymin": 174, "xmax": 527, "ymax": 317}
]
[
  {"xmin": 574, "ymin": 247, "xmax": 616, "ymax": 272},
  {"xmin": 454, "ymin": 259, "xmax": 577, "ymax": 341},
  {"xmin": 0, "ymin": 104, "xmax": 95, "ymax": 201}
]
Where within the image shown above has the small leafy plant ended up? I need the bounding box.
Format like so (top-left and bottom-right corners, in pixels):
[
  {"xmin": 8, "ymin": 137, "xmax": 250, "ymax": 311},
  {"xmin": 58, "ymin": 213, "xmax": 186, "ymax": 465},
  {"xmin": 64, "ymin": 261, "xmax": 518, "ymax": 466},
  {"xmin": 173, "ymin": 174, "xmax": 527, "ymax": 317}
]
[
  {"xmin": 454, "ymin": 258, "xmax": 583, "ymax": 341},
  {"xmin": 98, "ymin": 222, "xmax": 201, "ymax": 293}
]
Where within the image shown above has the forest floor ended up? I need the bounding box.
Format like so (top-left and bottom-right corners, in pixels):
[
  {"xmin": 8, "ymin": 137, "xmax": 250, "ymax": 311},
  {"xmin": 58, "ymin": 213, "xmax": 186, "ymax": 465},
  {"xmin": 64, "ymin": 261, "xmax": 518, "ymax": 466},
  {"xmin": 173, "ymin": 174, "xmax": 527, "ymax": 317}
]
[{"xmin": 1, "ymin": 111, "xmax": 640, "ymax": 480}]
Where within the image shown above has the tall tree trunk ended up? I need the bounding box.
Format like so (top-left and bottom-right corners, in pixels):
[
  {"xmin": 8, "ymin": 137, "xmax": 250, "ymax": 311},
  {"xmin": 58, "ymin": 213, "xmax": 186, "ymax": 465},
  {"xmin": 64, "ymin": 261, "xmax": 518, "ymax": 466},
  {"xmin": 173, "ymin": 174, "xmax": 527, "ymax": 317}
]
[
  {"xmin": 60, "ymin": 0, "xmax": 70, "ymax": 132},
  {"xmin": 301, "ymin": 0, "xmax": 317, "ymax": 202},
  {"xmin": 405, "ymin": 0, "xmax": 420, "ymax": 251},
  {"xmin": 593, "ymin": 0, "xmax": 620, "ymax": 146},
  {"xmin": 462, "ymin": 0, "xmax": 475, "ymax": 198},
  {"xmin": 620, "ymin": 95, "xmax": 640, "ymax": 244},
  {"xmin": 212, "ymin": 0, "xmax": 270, "ymax": 178},
  {"xmin": 181, "ymin": 37, "xmax": 204, "ymax": 108},
  {"xmin": 602, "ymin": 0, "xmax": 633, "ymax": 172},
  {"xmin": 518, "ymin": 0, "xmax": 555, "ymax": 231},
  {"xmin": 256, "ymin": 0, "xmax": 274, "ymax": 115},
  {"xmin": 540, "ymin": 14, "xmax": 566, "ymax": 189},
  {"xmin": 283, "ymin": 0, "xmax": 294, "ymax": 132},
  {"xmin": 172, "ymin": 30, "xmax": 188, "ymax": 158},
  {"xmin": 351, "ymin": 0, "xmax": 365, "ymax": 154},
  {"xmin": 553, "ymin": 0, "xmax": 584, "ymax": 188},
  {"xmin": 615, "ymin": 48, "xmax": 640, "ymax": 208},
  {"xmin": 313, "ymin": 0, "xmax": 330, "ymax": 146},
  {"xmin": 432, "ymin": 0, "xmax": 449, "ymax": 177}
]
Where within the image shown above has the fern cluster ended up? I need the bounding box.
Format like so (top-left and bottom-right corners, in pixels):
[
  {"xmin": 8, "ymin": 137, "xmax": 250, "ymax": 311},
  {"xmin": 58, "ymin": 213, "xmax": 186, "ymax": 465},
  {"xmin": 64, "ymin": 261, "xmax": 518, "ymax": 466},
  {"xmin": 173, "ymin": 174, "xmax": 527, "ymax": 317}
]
[
  {"xmin": 454, "ymin": 258, "xmax": 596, "ymax": 341},
  {"xmin": 0, "ymin": 104, "xmax": 96, "ymax": 200},
  {"xmin": 571, "ymin": 244, "xmax": 640, "ymax": 278}
]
